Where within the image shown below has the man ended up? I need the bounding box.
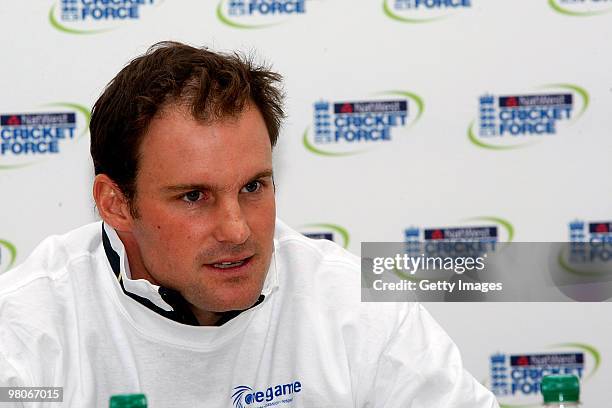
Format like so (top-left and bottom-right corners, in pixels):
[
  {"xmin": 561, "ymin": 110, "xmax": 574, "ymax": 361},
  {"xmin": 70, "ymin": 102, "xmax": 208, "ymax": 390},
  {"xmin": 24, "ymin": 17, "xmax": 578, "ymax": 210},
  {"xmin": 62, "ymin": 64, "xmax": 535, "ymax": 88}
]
[{"xmin": 0, "ymin": 42, "xmax": 498, "ymax": 407}]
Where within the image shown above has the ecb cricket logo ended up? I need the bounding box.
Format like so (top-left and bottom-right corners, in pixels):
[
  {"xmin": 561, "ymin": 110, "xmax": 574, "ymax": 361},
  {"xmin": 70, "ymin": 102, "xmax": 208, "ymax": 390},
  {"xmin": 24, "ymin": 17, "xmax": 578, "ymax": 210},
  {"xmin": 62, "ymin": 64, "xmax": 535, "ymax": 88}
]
[
  {"xmin": 383, "ymin": 0, "xmax": 472, "ymax": 24},
  {"xmin": 404, "ymin": 216, "xmax": 514, "ymax": 246},
  {"xmin": 400, "ymin": 216, "xmax": 513, "ymax": 280},
  {"xmin": 553, "ymin": 220, "xmax": 612, "ymax": 301},
  {"xmin": 562, "ymin": 220, "xmax": 612, "ymax": 272},
  {"xmin": 49, "ymin": 0, "xmax": 160, "ymax": 34},
  {"xmin": 0, "ymin": 103, "xmax": 90, "ymax": 170},
  {"xmin": 300, "ymin": 223, "xmax": 350, "ymax": 249},
  {"xmin": 488, "ymin": 343, "xmax": 600, "ymax": 407},
  {"xmin": 303, "ymin": 91, "xmax": 423, "ymax": 156},
  {"xmin": 468, "ymin": 84, "xmax": 588, "ymax": 150},
  {"xmin": 217, "ymin": 0, "xmax": 309, "ymax": 29}
]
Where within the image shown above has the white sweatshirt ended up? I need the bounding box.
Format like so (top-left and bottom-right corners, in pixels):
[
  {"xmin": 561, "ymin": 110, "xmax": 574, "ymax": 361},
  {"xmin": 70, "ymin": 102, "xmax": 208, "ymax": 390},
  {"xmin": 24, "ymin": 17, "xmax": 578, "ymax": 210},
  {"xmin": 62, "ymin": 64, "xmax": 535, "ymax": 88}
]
[{"xmin": 0, "ymin": 220, "xmax": 498, "ymax": 408}]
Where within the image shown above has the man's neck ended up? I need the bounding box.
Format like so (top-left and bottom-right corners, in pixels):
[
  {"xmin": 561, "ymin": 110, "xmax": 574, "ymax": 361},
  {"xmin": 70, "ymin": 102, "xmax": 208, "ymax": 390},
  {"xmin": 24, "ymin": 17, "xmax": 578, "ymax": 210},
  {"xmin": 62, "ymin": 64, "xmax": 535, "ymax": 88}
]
[{"xmin": 190, "ymin": 308, "xmax": 223, "ymax": 326}]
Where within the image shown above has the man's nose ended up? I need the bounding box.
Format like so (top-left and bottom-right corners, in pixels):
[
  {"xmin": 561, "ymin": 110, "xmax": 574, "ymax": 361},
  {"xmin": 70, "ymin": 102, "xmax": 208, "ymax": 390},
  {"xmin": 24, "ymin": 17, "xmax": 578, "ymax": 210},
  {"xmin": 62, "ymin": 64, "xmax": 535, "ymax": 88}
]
[{"xmin": 213, "ymin": 198, "xmax": 250, "ymax": 244}]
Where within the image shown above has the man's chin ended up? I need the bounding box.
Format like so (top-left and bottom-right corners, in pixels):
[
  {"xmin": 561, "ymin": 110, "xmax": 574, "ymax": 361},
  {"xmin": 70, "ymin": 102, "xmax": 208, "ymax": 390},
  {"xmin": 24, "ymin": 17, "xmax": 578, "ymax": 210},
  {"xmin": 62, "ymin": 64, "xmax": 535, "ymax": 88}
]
[
  {"xmin": 188, "ymin": 287, "xmax": 264, "ymax": 313},
  {"xmin": 215, "ymin": 291, "xmax": 263, "ymax": 312}
]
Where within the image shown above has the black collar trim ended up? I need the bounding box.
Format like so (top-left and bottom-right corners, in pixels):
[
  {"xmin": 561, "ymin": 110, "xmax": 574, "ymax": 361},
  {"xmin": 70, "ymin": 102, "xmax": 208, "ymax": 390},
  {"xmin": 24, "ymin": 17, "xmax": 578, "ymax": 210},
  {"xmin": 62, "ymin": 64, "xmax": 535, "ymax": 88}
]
[{"xmin": 101, "ymin": 224, "xmax": 263, "ymax": 326}]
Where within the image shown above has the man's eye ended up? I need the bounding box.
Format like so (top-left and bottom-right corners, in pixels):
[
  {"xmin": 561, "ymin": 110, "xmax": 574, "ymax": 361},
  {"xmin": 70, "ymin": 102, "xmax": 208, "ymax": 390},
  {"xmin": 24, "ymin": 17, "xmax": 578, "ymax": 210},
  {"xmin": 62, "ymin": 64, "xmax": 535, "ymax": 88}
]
[
  {"xmin": 181, "ymin": 191, "xmax": 204, "ymax": 203},
  {"xmin": 241, "ymin": 181, "xmax": 262, "ymax": 193}
]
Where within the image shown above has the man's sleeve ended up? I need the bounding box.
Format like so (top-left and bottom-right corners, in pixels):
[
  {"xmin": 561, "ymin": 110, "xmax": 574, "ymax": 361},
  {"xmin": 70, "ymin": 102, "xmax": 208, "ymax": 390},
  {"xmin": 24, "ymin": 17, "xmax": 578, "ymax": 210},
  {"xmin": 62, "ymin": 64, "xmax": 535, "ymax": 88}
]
[
  {"xmin": 359, "ymin": 303, "xmax": 499, "ymax": 408},
  {"xmin": 0, "ymin": 348, "xmax": 27, "ymax": 408}
]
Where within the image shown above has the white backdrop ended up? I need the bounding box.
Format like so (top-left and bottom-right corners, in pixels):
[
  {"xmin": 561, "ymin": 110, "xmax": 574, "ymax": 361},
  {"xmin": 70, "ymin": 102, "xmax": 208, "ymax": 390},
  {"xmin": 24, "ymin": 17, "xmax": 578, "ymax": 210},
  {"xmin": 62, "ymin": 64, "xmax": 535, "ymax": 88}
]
[{"xmin": 1, "ymin": 0, "xmax": 611, "ymax": 406}]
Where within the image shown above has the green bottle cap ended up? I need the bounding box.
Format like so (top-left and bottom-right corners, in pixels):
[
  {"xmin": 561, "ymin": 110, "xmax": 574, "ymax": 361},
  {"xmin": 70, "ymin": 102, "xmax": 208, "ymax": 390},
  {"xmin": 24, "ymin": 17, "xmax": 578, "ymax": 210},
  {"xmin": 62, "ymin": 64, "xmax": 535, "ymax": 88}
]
[
  {"xmin": 541, "ymin": 375, "xmax": 580, "ymax": 403},
  {"xmin": 109, "ymin": 394, "xmax": 147, "ymax": 408}
]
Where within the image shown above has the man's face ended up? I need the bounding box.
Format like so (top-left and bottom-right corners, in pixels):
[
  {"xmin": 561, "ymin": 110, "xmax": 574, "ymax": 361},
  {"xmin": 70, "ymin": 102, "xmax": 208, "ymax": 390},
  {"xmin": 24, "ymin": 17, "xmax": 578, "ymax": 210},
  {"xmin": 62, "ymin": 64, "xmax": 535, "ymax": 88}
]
[{"xmin": 126, "ymin": 104, "xmax": 276, "ymax": 315}]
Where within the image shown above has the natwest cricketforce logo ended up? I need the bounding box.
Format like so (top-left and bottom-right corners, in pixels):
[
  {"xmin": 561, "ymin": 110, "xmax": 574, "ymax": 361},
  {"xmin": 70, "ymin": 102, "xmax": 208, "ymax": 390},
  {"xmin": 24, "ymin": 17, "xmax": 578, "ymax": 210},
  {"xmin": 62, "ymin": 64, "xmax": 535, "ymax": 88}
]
[
  {"xmin": 0, "ymin": 239, "xmax": 17, "ymax": 274},
  {"xmin": 49, "ymin": 0, "xmax": 160, "ymax": 34},
  {"xmin": 300, "ymin": 223, "xmax": 350, "ymax": 249},
  {"xmin": 558, "ymin": 220, "xmax": 612, "ymax": 283},
  {"xmin": 232, "ymin": 381, "xmax": 302, "ymax": 408},
  {"xmin": 0, "ymin": 103, "xmax": 90, "ymax": 170},
  {"xmin": 383, "ymin": 0, "xmax": 472, "ymax": 23},
  {"xmin": 569, "ymin": 219, "xmax": 612, "ymax": 244},
  {"xmin": 217, "ymin": 0, "xmax": 309, "ymax": 29},
  {"xmin": 566, "ymin": 219, "xmax": 612, "ymax": 266},
  {"xmin": 303, "ymin": 91, "xmax": 423, "ymax": 156},
  {"xmin": 468, "ymin": 84, "xmax": 588, "ymax": 150},
  {"xmin": 489, "ymin": 343, "xmax": 600, "ymax": 406},
  {"xmin": 403, "ymin": 217, "xmax": 513, "ymax": 263},
  {"xmin": 549, "ymin": 0, "xmax": 612, "ymax": 17},
  {"xmin": 405, "ymin": 216, "xmax": 514, "ymax": 246}
]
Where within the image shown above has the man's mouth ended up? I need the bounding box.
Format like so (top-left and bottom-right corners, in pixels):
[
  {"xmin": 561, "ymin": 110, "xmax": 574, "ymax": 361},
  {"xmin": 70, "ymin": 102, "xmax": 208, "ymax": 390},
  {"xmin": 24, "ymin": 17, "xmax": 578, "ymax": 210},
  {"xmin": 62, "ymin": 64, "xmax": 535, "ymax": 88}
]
[
  {"xmin": 213, "ymin": 260, "xmax": 246, "ymax": 269},
  {"xmin": 208, "ymin": 255, "xmax": 253, "ymax": 270}
]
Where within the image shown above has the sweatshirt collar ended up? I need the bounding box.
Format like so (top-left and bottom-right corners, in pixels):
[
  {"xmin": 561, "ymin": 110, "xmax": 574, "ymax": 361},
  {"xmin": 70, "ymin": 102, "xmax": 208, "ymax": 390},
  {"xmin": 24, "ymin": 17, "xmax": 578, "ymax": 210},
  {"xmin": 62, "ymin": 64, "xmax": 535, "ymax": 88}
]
[{"xmin": 101, "ymin": 222, "xmax": 278, "ymax": 326}]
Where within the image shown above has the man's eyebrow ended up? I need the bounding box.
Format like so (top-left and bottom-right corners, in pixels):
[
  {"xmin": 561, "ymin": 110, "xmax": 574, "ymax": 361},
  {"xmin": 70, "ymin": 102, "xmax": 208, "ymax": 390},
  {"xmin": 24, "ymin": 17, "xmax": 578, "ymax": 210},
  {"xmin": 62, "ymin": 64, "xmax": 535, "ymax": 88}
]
[
  {"xmin": 161, "ymin": 170, "xmax": 274, "ymax": 193},
  {"xmin": 250, "ymin": 169, "xmax": 274, "ymax": 181}
]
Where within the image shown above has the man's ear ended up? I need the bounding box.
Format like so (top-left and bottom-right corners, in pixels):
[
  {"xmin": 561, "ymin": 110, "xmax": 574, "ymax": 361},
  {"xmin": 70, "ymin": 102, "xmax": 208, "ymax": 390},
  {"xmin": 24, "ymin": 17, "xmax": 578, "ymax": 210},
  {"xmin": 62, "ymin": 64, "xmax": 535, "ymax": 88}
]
[{"xmin": 93, "ymin": 174, "xmax": 135, "ymax": 232}]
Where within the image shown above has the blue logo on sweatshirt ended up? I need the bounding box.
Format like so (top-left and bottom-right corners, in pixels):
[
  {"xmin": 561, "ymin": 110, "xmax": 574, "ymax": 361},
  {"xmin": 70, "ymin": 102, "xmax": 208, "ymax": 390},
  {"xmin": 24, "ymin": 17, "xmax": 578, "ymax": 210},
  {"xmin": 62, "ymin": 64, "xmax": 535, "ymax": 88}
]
[{"xmin": 232, "ymin": 381, "xmax": 302, "ymax": 407}]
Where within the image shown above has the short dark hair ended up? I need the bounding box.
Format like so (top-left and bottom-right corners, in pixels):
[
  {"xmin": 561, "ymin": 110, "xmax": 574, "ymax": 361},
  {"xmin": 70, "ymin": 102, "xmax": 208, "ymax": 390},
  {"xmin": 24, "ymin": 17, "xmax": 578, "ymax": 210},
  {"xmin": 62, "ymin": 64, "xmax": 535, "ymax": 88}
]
[{"xmin": 90, "ymin": 41, "xmax": 284, "ymax": 205}]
